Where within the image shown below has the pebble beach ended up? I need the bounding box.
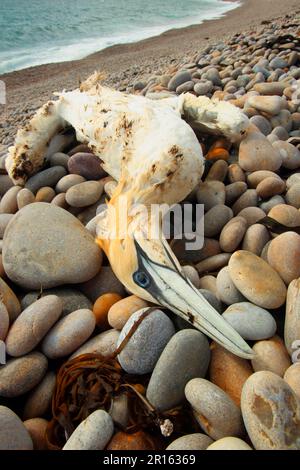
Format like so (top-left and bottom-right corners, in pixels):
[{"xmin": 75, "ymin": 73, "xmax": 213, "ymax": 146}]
[{"xmin": 1, "ymin": 0, "xmax": 300, "ymax": 452}]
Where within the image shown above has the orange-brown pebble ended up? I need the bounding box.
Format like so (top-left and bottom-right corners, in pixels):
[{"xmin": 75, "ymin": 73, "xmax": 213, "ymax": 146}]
[
  {"xmin": 93, "ymin": 293, "xmax": 123, "ymax": 329},
  {"xmin": 108, "ymin": 295, "xmax": 148, "ymax": 330},
  {"xmin": 210, "ymin": 138, "xmax": 231, "ymax": 151},
  {"xmin": 209, "ymin": 342, "xmax": 253, "ymax": 407},
  {"xmin": 106, "ymin": 431, "xmax": 157, "ymax": 450},
  {"xmin": 35, "ymin": 187, "xmax": 56, "ymax": 203},
  {"xmin": 23, "ymin": 418, "xmax": 49, "ymax": 450},
  {"xmin": 206, "ymin": 148, "xmax": 229, "ymax": 161}
]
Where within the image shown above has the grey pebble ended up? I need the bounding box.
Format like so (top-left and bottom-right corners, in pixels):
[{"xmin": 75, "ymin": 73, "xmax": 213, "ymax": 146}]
[
  {"xmin": 146, "ymin": 329, "xmax": 210, "ymax": 411},
  {"xmin": 25, "ymin": 166, "xmax": 67, "ymax": 193},
  {"xmin": 223, "ymin": 302, "xmax": 277, "ymax": 340},
  {"xmin": 117, "ymin": 308, "xmax": 175, "ymax": 375},
  {"xmin": 0, "ymin": 406, "xmax": 33, "ymax": 450},
  {"xmin": 63, "ymin": 410, "xmax": 114, "ymax": 450}
]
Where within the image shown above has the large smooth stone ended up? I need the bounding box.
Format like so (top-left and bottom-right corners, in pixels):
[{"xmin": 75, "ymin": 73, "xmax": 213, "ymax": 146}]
[
  {"xmin": 223, "ymin": 302, "xmax": 277, "ymax": 341},
  {"xmin": 0, "ymin": 352, "xmax": 48, "ymax": 397},
  {"xmin": 117, "ymin": 308, "xmax": 175, "ymax": 375},
  {"xmin": 239, "ymin": 128, "xmax": 282, "ymax": 172},
  {"xmin": 6, "ymin": 295, "xmax": 63, "ymax": 356},
  {"xmin": 0, "ymin": 406, "xmax": 33, "ymax": 450},
  {"xmin": 228, "ymin": 251, "xmax": 287, "ymax": 309},
  {"xmin": 241, "ymin": 371, "xmax": 300, "ymax": 450},
  {"xmin": 185, "ymin": 378, "xmax": 244, "ymax": 440},
  {"xmin": 146, "ymin": 329, "xmax": 210, "ymax": 411},
  {"xmin": 2, "ymin": 203, "xmax": 102, "ymax": 289},
  {"xmin": 63, "ymin": 410, "xmax": 114, "ymax": 450}
]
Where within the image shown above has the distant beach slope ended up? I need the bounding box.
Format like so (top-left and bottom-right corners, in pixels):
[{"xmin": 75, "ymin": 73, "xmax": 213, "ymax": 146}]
[
  {"xmin": 0, "ymin": 0, "xmax": 239, "ymax": 75},
  {"xmin": 0, "ymin": 0, "xmax": 299, "ymax": 150}
]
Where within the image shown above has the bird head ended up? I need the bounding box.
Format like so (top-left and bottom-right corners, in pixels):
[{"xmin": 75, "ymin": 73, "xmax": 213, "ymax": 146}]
[{"xmin": 96, "ymin": 190, "xmax": 254, "ymax": 360}]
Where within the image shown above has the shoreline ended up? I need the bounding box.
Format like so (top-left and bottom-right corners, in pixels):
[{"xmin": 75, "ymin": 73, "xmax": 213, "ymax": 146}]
[
  {"xmin": 1, "ymin": 0, "xmax": 299, "ymax": 149},
  {"xmin": 0, "ymin": 0, "xmax": 241, "ymax": 77}
]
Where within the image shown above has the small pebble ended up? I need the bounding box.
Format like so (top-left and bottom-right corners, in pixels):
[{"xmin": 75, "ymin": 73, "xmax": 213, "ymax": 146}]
[
  {"xmin": 68, "ymin": 152, "xmax": 106, "ymax": 180},
  {"xmin": 17, "ymin": 188, "xmax": 35, "ymax": 209},
  {"xmin": 228, "ymin": 250, "xmax": 287, "ymax": 309},
  {"xmin": 268, "ymin": 203, "xmax": 300, "ymax": 227},
  {"xmin": 242, "ymin": 224, "xmax": 270, "ymax": 255},
  {"xmin": 24, "ymin": 418, "xmax": 48, "ymax": 450},
  {"xmin": 41, "ymin": 308, "xmax": 96, "ymax": 359},
  {"xmin": 70, "ymin": 329, "xmax": 120, "ymax": 359},
  {"xmin": 55, "ymin": 174, "xmax": 86, "ymax": 193},
  {"xmin": 0, "ymin": 352, "xmax": 48, "ymax": 397},
  {"xmin": 65, "ymin": 181, "xmax": 103, "ymax": 207},
  {"xmin": 166, "ymin": 434, "xmax": 213, "ymax": 450},
  {"xmin": 204, "ymin": 204, "xmax": 233, "ymax": 237},
  {"xmin": 0, "ymin": 406, "xmax": 33, "ymax": 450},
  {"xmin": 0, "ymin": 186, "xmax": 22, "ymax": 213},
  {"xmin": 117, "ymin": 308, "xmax": 175, "ymax": 375},
  {"xmin": 6, "ymin": 295, "xmax": 63, "ymax": 357},
  {"xmin": 185, "ymin": 378, "xmax": 244, "ymax": 440},
  {"xmin": 93, "ymin": 292, "xmax": 123, "ymax": 328},
  {"xmin": 196, "ymin": 180, "xmax": 225, "ymax": 211},
  {"xmin": 209, "ymin": 342, "xmax": 253, "ymax": 406},
  {"xmin": 0, "ymin": 301, "xmax": 9, "ymax": 340},
  {"xmin": 63, "ymin": 410, "xmax": 114, "ymax": 450},
  {"xmin": 146, "ymin": 329, "xmax": 210, "ymax": 411},
  {"xmin": 207, "ymin": 437, "xmax": 252, "ymax": 450},
  {"xmin": 216, "ymin": 266, "xmax": 245, "ymax": 305},
  {"xmin": 25, "ymin": 166, "xmax": 67, "ymax": 193},
  {"xmin": 108, "ymin": 295, "xmax": 148, "ymax": 330},
  {"xmin": 251, "ymin": 335, "xmax": 291, "ymax": 377},
  {"xmin": 267, "ymin": 232, "xmax": 300, "ymax": 284},
  {"xmin": 23, "ymin": 371, "xmax": 56, "ymax": 419},
  {"xmin": 223, "ymin": 301, "xmax": 277, "ymax": 341},
  {"xmin": 35, "ymin": 186, "xmax": 56, "ymax": 203},
  {"xmin": 284, "ymin": 279, "xmax": 300, "ymax": 356},
  {"xmin": 284, "ymin": 363, "xmax": 300, "ymax": 400},
  {"xmin": 219, "ymin": 216, "xmax": 247, "ymax": 252}
]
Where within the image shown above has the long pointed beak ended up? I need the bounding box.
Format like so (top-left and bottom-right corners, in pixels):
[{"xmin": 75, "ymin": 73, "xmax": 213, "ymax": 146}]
[{"xmin": 134, "ymin": 240, "xmax": 254, "ymax": 359}]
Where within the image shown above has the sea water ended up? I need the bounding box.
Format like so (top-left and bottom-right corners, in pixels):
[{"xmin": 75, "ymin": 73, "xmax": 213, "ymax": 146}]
[{"xmin": 0, "ymin": 0, "xmax": 238, "ymax": 74}]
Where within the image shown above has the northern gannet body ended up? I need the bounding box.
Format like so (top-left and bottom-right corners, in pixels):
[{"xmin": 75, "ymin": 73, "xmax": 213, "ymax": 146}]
[{"xmin": 6, "ymin": 72, "xmax": 253, "ymax": 359}]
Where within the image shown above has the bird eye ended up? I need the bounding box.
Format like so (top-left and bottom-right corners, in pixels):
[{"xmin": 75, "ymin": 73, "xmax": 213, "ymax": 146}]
[{"xmin": 133, "ymin": 271, "xmax": 151, "ymax": 288}]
